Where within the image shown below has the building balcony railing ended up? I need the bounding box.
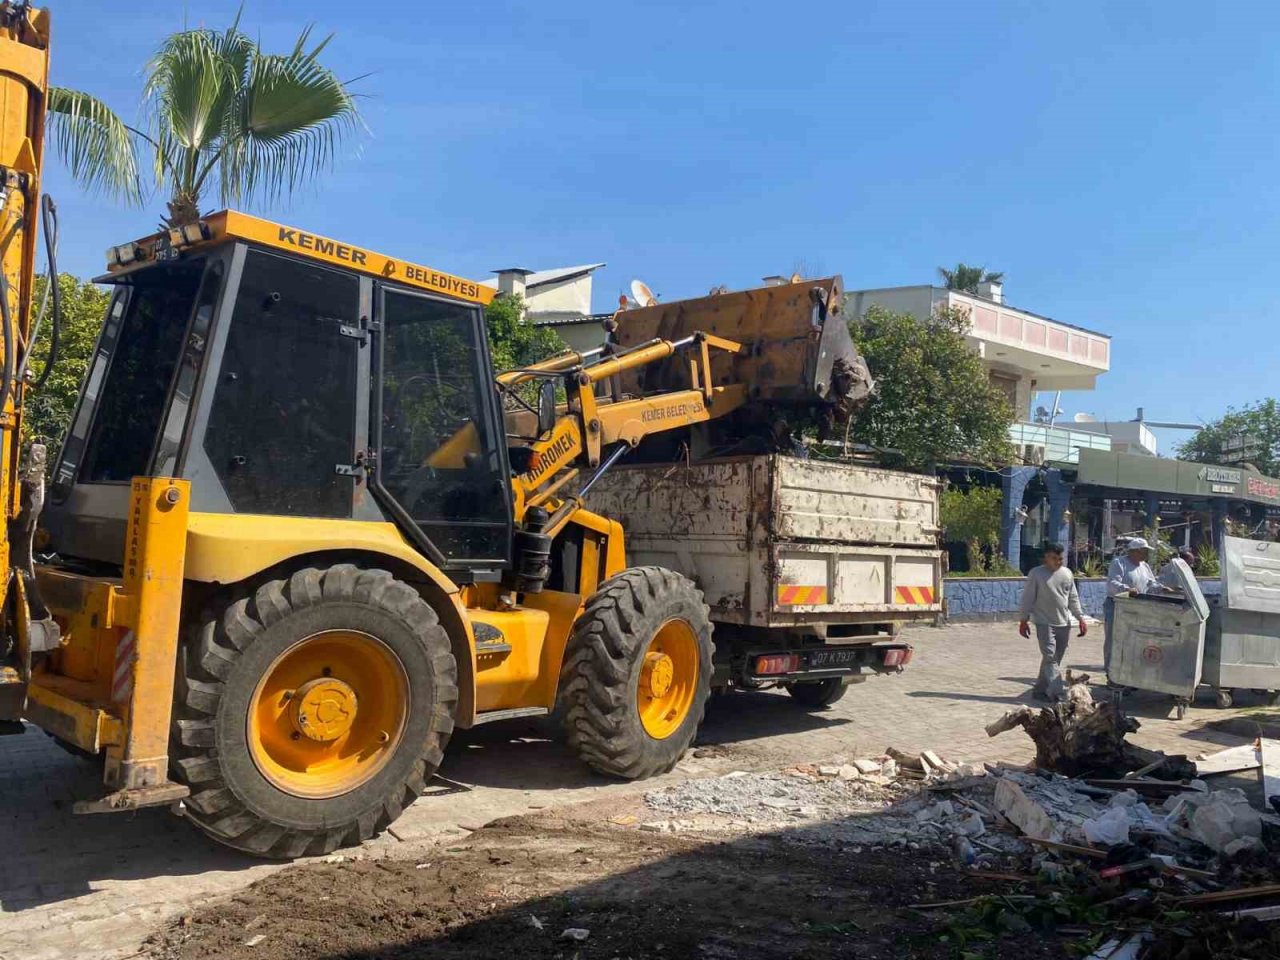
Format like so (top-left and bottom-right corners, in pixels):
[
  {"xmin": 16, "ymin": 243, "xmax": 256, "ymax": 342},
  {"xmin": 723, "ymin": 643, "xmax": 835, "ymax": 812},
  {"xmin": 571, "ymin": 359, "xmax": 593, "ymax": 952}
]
[
  {"xmin": 1009, "ymin": 421, "xmax": 1111, "ymax": 465},
  {"xmin": 946, "ymin": 290, "xmax": 1110, "ymax": 373}
]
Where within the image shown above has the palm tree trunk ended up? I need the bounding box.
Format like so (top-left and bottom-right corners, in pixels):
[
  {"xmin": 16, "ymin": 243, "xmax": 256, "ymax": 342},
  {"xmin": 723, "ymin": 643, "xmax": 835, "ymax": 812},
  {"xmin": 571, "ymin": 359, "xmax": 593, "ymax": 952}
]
[{"xmin": 166, "ymin": 192, "xmax": 200, "ymax": 227}]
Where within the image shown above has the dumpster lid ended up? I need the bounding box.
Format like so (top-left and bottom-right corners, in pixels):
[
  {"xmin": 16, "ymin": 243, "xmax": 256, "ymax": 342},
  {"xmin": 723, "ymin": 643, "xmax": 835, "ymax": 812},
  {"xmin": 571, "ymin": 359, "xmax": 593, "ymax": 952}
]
[
  {"xmin": 1223, "ymin": 535, "xmax": 1280, "ymax": 614},
  {"xmin": 1161, "ymin": 558, "xmax": 1210, "ymax": 621}
]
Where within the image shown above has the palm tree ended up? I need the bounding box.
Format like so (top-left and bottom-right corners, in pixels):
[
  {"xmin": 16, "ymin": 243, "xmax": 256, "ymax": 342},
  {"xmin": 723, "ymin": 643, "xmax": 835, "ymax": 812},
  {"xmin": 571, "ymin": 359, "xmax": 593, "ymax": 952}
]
[
  {"xmin": 46, "ymin": 15, "xmax": 361, "ymax": 226},
  {"xmin": 937, "ymin": 263, "xmax": 1004, "ymax": 294}
]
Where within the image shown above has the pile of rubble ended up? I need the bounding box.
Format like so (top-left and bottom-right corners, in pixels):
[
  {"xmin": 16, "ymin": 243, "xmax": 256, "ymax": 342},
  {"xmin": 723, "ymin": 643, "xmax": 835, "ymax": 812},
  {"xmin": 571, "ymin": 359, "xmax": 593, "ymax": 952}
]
[{"xmin": 642, "ymin": 675, "xmax": 1280, "ymax": 958}]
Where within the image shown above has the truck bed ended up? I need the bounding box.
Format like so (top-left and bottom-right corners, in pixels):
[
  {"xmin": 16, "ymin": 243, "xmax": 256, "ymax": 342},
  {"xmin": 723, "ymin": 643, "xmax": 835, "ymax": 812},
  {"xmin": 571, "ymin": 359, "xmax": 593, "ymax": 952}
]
[{"xmin": 589, "ymin": 454, "xmax": 943, "ymax": 629}]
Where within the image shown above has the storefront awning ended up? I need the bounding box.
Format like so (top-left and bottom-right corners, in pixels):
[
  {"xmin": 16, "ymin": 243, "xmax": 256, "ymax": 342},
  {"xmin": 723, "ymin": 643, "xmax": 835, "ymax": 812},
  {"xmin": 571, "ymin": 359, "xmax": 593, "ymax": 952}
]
[{"xmin": 1076, "ymin": 449, "xmax": 1280, "ymax": 507}]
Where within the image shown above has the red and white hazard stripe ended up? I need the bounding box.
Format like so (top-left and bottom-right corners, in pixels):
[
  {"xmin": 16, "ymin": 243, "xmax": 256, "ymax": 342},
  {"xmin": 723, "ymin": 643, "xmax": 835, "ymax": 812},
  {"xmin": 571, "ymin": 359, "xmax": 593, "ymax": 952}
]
[
  {"xmin": 894, "ymin": 585, "xmax": 937, "ymax": 605},
  {"xmin": 112, "ymin": 630, "xmax": 136, "ymax": 704}
]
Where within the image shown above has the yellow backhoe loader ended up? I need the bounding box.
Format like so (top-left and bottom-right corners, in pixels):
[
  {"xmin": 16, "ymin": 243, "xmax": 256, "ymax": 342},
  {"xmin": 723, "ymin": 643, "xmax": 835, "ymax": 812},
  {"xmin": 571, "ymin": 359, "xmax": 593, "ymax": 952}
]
[{"xmin": 0, "ymin": 4, "xmax": 874, "ymax": 857}]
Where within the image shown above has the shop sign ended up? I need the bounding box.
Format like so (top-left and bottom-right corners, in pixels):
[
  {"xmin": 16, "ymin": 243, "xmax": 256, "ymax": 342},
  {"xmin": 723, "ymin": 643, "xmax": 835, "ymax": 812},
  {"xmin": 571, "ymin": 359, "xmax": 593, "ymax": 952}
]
[
  {"xmin": 1247, "ymin": 476, "xmax": 1280, "ymax": 500},
  {"xmin": 1199, "ymin": 466, "xmax": 1242, "ymax": 485}
]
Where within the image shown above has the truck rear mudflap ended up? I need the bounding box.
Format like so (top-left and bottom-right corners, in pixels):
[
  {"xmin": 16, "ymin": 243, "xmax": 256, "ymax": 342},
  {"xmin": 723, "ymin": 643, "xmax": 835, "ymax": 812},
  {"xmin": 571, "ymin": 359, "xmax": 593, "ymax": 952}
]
[{"xmin": 744, "ymin": 641, "xmax": 913, "ymax": 683}]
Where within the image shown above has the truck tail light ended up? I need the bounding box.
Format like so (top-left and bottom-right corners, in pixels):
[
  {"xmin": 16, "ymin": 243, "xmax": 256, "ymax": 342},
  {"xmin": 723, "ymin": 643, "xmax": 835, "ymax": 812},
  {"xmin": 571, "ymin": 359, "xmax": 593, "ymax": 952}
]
[
  {"xmin": 882, "ymin": 647, "xmax": 910, "ymax": 667},
  {"xmin": 755, "ymin": 653, "xmax": 799, "ymax": 675}
]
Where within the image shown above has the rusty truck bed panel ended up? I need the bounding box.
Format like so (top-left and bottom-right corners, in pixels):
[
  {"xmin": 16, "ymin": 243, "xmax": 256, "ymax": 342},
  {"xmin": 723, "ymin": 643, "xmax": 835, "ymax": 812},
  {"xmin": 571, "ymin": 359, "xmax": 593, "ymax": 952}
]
[
  {"xmin": 769, "ymin": 457, "xmax": 939, "ymax": 547},
  {"xmin": 589, "ymin": 454, "xmax": 943, "ymax": 628}
]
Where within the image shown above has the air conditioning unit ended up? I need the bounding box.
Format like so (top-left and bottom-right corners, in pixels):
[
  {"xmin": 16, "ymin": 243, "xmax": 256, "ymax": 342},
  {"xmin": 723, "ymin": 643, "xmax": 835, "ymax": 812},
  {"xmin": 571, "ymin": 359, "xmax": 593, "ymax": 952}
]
[{"xmin": 1022, "ymin": 443, "xmax": 1045, "ymax": 466}]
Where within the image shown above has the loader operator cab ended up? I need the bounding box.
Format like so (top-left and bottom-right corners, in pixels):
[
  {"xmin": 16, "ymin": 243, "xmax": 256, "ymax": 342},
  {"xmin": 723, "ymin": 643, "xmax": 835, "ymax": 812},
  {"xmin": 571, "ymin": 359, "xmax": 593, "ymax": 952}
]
[{"xmin": 44, "ymin": 212, "xmax": 515, "ymax": 578}]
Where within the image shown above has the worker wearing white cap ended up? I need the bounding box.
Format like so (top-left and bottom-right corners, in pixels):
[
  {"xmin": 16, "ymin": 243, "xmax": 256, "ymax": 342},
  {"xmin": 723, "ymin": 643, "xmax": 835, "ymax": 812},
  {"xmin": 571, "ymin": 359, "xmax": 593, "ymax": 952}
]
[{"xmin": 1104, "ymin": 537, "xmax": 1156, "ymax": 682}]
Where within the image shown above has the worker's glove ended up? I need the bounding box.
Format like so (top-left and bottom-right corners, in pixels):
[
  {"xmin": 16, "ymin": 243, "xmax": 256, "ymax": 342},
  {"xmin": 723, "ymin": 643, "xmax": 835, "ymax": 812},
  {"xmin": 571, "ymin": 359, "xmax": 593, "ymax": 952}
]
[{"xmin": 1018, "ymin": 621, "xmax": 1031, "ymax": 639}]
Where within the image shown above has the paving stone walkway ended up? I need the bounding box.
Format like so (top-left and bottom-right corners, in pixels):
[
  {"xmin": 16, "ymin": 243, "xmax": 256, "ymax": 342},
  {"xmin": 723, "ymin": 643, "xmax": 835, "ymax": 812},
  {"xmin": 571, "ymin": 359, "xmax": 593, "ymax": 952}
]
[{"xmin": 0, "ymin": 620, "xmax": 1256, "ymax": 960}]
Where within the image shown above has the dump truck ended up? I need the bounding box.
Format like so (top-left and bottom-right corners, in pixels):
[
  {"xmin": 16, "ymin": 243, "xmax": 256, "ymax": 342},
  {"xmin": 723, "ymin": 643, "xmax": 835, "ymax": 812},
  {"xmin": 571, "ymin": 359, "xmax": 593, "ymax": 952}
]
[
  {"xmin": 590, "ymin": 454, "xmax": 941, "ymax": 707},
  {"xmin": 0, "ymin": 2, "xmax": 900, "ymax": 860}
]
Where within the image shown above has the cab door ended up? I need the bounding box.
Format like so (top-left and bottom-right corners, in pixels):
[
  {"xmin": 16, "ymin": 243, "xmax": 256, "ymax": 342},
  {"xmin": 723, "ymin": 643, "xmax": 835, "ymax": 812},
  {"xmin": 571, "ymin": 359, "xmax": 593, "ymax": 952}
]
[{"xmin": 371, "ymin": 285, "xmax": 512, "ymax": 572}]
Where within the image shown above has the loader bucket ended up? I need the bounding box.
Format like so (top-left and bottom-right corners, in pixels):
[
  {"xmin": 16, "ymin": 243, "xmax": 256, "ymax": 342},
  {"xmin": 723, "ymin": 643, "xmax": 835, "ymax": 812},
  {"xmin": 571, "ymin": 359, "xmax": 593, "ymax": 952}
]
[{"xmin": 610, "ymin": 276, "xmax": 872, "ymax": 425}]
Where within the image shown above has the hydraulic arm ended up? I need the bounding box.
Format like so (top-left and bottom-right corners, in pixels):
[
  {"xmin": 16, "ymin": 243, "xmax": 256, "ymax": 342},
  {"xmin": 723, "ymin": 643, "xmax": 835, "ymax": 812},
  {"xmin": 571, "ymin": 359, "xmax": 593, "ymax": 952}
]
[{"xmin": 0, "ymin": 1, "xmax": 54, "ymax": 728}]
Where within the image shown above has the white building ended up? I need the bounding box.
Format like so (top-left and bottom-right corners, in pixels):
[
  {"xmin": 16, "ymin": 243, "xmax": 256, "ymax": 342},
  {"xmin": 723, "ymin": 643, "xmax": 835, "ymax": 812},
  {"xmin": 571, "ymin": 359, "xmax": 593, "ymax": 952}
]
[
  {"xmin": 1070, "ymin": 418, "xmax": 1159, "ymax": 457},
  {"xmin": 846, "ymin": 279, "xmax": 1114, "ymax": 465},
  {"xmin": 485, "ymin": 264, "xmax": 609, "ymax": 353}
]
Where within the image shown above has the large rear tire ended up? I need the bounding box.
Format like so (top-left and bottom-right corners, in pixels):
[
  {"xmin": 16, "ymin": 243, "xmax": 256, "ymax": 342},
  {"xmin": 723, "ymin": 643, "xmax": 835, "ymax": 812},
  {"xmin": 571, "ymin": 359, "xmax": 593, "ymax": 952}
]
[
  {"xmin": 170, "ymin": 565, "xmax": 457, "ymax": 858},
  {"xmin": 786, "ymin": 677, "xmax": 848, "ymax": 709},
  {"xmin": 559, "ymin": 567, "xmax": 712, "ymax": 779}
]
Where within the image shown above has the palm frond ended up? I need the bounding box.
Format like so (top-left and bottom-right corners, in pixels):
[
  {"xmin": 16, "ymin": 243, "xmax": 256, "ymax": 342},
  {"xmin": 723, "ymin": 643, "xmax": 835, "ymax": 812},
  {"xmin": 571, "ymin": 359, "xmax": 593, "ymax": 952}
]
[
  {"xmin": 46, "ymin": 87, "xmax": 143, "ymax": 203},
  {"xmin": 218, "ymin": 31, "xmax": 361, "ymax": 207}
]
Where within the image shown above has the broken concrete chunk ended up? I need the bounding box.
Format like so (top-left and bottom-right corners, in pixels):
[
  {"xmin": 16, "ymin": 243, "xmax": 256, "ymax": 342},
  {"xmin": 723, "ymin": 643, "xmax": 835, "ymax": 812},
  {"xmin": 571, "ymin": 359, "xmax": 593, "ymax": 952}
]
[
  {"xmin": 852, "ymin": 759, "xmax": 882, "ymax": 775},
  {"xmin": 914, "ymin": 800, "xmax": 955, "ymax": 823},
  {"xmin": 1190, "ymin": 797, "xmax": 1263, "ymax": 853},
  {"xmin": 817, "ymin": 765, "xmax": 841, "ymax": 777},
  {"xmin": 994, "ymin": 778, "xmax": 1058, "ymax": 840},
  {"xmin": 836, "ymin": 765, "xmax": 860, "ymax": 780},
  {"xmin": 880, "ymin": 759, "xmax": 898, "ymax": 779},
  {"xmin": 1223, "ymin": 836, "xmax": 1266, "ymax": 858},
  {"xmin": 921, "ymin": 750, "xmax": 946, "ymax": 770},
  {"xmin": 886, "ymin": 748, "xmax": 925, "ymax": 771}
]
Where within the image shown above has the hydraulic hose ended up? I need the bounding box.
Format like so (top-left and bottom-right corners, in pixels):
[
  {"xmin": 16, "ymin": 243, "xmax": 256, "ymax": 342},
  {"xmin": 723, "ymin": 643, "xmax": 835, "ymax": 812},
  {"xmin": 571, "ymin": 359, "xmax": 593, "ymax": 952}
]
[
  {"xmin": 0, "ymin": 268, "xmax": 12, "ymax": 426},
  {"xmin": 18, "ymin": 193, "xmax": 60, "ymax": 389}
]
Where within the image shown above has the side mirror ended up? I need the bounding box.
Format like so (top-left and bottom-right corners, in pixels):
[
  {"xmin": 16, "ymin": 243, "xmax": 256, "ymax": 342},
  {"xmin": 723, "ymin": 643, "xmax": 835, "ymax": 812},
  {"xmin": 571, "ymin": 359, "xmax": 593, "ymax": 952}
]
[{"xmin": 537, "ymin": 380, "xmax": 557, "ymax": 436}]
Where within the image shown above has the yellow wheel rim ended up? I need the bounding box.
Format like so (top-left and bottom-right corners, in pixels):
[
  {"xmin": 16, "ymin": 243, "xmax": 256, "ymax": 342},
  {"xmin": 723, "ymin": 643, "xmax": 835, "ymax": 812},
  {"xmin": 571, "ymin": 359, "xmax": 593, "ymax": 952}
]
[
  {"xmin": 248, "ymin": 630, "xmax": 409, "ymax": 799},
  {"xmin": 637, "ymin": 619, "xmax": 700, "ymax": 740}
]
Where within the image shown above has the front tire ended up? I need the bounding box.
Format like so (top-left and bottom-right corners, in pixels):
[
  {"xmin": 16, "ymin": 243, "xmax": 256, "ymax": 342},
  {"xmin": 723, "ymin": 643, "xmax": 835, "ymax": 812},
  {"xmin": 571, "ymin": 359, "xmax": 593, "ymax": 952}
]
[
  {"xmin": 560, "ymin": 567, "xmax": 712, "ymax": 779},
  {"xmin": 170, "ymin": 565, "xmax": 457, "ymax": 858},
  {"xmin": 786, "ymin": 677, "xmax": 848, "ymax": 709}
]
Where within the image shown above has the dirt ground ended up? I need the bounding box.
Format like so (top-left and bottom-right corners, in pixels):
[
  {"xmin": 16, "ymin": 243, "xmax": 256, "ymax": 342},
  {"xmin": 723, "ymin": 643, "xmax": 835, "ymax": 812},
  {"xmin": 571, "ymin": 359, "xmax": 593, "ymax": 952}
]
[
  {"xmin": 7, "ymin": 622, "xmax": 1270, "ymax": 960},
  {"xmin": 147, "ymin": 757, "xmax": 1131, "ymax": 960},
  {"xmin": 147, "ymin": 795, "xmax": 1072, "ymax": 960}
]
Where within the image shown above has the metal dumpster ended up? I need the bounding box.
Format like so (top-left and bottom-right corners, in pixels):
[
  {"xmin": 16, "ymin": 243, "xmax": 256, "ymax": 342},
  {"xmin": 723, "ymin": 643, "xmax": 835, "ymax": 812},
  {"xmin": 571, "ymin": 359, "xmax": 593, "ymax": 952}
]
[
  {"xmin": 1202, "ymin": 536, "xmax": 1280, "ymax": 708},
  {"xmin": 1110, "ymin": 559, "xmax": 1209, "ymax": 716}
]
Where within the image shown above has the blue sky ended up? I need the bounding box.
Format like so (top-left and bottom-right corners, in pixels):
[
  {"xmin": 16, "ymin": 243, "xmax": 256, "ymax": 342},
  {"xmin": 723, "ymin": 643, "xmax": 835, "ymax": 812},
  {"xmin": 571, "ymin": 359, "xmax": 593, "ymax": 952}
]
[{"xmin": 42, "ymin": 1, "xmax": 1280, "ymax": 454}]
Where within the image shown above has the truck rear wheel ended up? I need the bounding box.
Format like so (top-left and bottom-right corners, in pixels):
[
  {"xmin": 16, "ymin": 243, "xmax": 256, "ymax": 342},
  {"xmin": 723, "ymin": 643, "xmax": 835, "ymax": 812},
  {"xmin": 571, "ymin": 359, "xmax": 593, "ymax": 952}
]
[
  {"xmin": 786, "ymin": 677, "xmax": 848, "ymax": 708},
  {"xmin": 560, "ymin": 567, "xmax": 712, "ymax": 779},
  {"xmin": 170, "ymin": 565, "xmax": 457, "ymax": 858}
]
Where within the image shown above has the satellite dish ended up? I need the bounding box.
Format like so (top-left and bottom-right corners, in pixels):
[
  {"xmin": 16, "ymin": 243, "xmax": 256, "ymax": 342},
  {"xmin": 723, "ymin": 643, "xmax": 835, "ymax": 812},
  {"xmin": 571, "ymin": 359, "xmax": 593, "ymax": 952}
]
[
  {"xmin": 630, "ymin": 279, "xmax": 657, "ymax": 307},
  {"xmin": 1074, "ymin": 413, "xmax": 1097, "ymax": 423}
]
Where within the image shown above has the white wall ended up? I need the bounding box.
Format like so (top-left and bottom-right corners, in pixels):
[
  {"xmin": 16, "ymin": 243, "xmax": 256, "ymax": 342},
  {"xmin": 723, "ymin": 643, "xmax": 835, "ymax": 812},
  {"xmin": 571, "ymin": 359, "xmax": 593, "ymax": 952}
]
[
  {"xmin": 1071, "ymin": 420, "xmax": 1158, "ymax": 456},
  {"xmin": 845, "ymin": 286, "xmax": 937, "ymax": 323},
  {"xmin": 526, "ymin": 275, "xmax": 594, "ymax": 321},
  {"xmin": 541, "ymin": 321, "xmax": 606, "ymax": 354}
]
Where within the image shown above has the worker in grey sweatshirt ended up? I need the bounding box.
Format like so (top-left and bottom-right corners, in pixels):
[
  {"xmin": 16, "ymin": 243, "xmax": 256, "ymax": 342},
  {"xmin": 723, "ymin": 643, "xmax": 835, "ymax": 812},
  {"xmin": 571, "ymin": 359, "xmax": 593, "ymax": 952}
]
[{"xmin": 1018, "ymin": 542, "xmax": 1087, "ymax": 702}]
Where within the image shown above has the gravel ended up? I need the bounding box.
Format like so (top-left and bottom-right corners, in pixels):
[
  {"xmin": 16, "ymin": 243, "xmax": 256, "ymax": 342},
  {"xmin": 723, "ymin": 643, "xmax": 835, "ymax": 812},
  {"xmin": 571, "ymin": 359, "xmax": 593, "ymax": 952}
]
[{"xmin": 644, "ymin": 770, "xmax": 899, "ymax": 823}]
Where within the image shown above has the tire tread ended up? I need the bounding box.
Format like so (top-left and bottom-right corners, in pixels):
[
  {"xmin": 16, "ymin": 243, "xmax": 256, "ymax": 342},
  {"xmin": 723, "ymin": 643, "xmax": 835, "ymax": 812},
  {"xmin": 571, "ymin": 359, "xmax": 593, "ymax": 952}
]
[{"xmin": 169, "ymin": 565, "xmax": 457, "ymax": 858}]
